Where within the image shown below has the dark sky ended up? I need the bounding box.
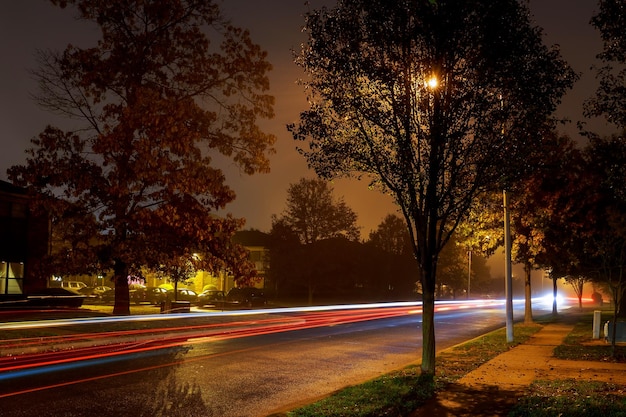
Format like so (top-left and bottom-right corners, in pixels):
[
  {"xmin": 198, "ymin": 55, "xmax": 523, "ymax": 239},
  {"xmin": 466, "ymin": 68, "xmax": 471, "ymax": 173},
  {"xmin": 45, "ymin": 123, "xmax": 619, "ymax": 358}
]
[{"xmin": 0, "ymin": 0, "xmax": 611, "ymax": 238}]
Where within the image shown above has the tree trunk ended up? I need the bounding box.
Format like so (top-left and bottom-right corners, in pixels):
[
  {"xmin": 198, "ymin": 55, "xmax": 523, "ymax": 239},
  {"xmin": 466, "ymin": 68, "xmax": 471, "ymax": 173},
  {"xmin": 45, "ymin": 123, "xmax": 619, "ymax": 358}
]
[
  {"xmin": 420, "ymin": 226, "xmax": 437, "ymax": 376},
  {"xmin": 610, "ymin": 283, "xmax": 619, "ymax": 356},
  {"xmin": 420, "ymin": 79, "xmax": 442, "ymax": 377},
  {"xmin": 112, "ymin": 260, "xmax": 130, "ymax": 315},
  {"xmin": 552, "ymin": 275, "xmax": 558, "ymax": 316},
  {"xmin": 578, "ymin": 293, "xmax": 583, "ymax": 310},
  {"xmin": 524, "ymin": 262, "xmax": 533, "ymax": 324},
  {"xmin": 618, "ymin": 288, "xmax": 626, "ymax": 318},
  {"xmin": 420, "ymin": 267, "xmax": 436, "ymax": 376}
]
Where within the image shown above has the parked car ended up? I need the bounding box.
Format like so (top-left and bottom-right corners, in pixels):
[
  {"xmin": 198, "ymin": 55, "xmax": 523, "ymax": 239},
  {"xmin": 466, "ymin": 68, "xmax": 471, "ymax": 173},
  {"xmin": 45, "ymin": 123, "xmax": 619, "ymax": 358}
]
[
  {"xmin": 226, "ymin": 287, "xmax": 266, "ymax": 308},
  {"xmin": 172, "ymin": 288, "xmax": 198, "ymax": 303},
  {"xmin": 93, "ymin": 286, "xmax": 112, "ymax": 296},
  {"xmin": 78, "ymin": 286, "xmax": 96, "ymax": 297},
  {"xmin": 196, "ymin": 290, "xmax": 227, "ymax": 308},
  {"xmin": 60, "ymin": 281, "xmax": 88, "ymax": 294},
  {"xmin": 130, "ymin": 286, "xmax": 170, "ymax": 305},
  {"xmin": 79, "ymin": 285, "xmax": 112, "ymax": 297}
]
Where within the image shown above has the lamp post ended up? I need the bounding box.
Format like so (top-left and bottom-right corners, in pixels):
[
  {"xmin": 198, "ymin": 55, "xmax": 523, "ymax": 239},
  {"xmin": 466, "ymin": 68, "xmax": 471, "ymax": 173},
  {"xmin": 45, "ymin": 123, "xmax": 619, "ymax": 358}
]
[
  {"xmin": 467, "ymin": 249, "xmax": 472, "ymax": 299},
  {"xmin": 503, "ymin": 189, "xmax": 514, "ymax": 343}
]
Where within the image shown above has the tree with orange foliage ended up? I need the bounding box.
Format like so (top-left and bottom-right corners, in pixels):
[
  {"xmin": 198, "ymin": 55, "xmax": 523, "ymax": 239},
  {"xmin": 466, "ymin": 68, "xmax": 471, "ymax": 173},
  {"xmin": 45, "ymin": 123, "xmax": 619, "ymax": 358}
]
[{"xmin": 9, "ymin": 0, "xmax": 275, "ymax": 314}]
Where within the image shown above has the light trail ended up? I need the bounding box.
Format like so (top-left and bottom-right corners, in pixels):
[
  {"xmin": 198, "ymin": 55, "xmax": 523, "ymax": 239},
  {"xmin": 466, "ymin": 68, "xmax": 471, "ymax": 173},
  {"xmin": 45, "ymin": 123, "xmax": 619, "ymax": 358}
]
[
  {"xmin": 0, "ymin": 299, "xmax": 512, "ymax": 330},
  {"xmin": 0, "ymin": 301, "xmax": 426, "ymax": 330},
  {"xmin": 0, "ymin": 300, "xmax": 506, "ymax": 360},
  {"xmin": 0, "ymin": 306, "xmax": 425, "ymax": 372},
  {"xmin": 0, "ymin": 304, "xmax": 434, "ymax": 397},
  {"xmin": 0, "ymin": 297, "xmax": 578, "ymax": 398}
]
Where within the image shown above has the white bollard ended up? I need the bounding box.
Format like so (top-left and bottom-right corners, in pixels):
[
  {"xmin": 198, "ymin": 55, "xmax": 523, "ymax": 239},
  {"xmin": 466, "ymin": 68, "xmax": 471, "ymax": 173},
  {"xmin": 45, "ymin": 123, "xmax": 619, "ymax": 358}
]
[{"xmin": 592, "ymin": 310, "xmax": 602, "ymax": 339}]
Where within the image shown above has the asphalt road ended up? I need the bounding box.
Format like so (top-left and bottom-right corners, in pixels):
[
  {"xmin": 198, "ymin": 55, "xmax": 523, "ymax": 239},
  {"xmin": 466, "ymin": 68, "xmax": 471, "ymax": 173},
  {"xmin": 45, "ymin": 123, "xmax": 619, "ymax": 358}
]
[{"xmin": 0, "ymin": 302, "xmax": 549, "ymax": 417}]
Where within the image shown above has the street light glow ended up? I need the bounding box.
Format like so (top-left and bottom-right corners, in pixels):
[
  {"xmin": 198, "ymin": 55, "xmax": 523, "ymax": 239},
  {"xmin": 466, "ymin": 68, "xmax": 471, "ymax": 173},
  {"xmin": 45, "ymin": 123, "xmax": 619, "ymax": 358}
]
[{"xmin": 427, "ymin": 76, "xmax": 439, "ymax": 89}]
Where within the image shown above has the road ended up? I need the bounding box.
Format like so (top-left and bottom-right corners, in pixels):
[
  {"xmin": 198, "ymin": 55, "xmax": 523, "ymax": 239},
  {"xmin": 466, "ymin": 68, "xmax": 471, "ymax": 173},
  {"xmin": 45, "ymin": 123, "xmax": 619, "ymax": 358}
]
[{"xmin": 0, "ymin": 300, "xmax": 558, "ymax": 417}]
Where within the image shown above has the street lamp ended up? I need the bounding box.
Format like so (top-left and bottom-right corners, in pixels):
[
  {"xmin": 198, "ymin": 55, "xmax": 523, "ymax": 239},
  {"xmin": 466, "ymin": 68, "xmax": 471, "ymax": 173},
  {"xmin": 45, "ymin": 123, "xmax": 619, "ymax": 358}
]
[
  {"xmin": 503, "ymin": 189, "xmax": 514, "ymax": 343},
  {"xmin": 467, "ymin": 249, "xmax": 472, "ymax": 299},
  {"xmin": 427, "ymin": 76, "xmax": 439, "ymax": 90}
]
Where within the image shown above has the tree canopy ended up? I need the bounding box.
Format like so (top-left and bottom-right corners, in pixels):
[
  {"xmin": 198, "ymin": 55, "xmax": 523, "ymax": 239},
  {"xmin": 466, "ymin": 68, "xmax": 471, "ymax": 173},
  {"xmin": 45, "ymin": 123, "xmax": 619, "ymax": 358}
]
[
  {"xmin": 581, "ymin": 0, "xmax": 626, "ymax": 341},
  {"xmin": 585, "ymin": 0, "xmax": 626, "ymax": 128},
  {"xmin": 8, "ymin": 0, "xmax": 276, "ymax": 314},
  {"xmin": 290, "ymin": 0, "xmax": 576, "ymax": 375},
  {"xmin": 367, "ymin": 214, "xmax": 411, "ymax": 256},
  {"xmin": 269, "ymin": 177, "xmax": 360, "ymax": 304},
  {"xmin": 581, "ymin": 136, "xmax": 626, "ymax": 342},
  {"xmin": 273, "ymin": 177, "xmax": 360, "ymax": 245}
]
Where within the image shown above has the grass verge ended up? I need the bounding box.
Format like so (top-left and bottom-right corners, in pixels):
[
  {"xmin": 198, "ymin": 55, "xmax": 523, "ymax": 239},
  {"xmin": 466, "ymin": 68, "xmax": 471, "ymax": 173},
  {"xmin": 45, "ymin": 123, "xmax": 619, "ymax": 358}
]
[
  {"xmin": 289, "ymin": 366, "xmax": 434, "ymax": 417},
  {"xmin": 285, "ymin": 323, "xmax": 542, "ymax": 417},
  {"xmin": 553, "ymin": 311, "xmax": 626, "ymax": 362},
  {"xmin": 509, "ymin": 379, "xmax": 626, "ymax": 416}
]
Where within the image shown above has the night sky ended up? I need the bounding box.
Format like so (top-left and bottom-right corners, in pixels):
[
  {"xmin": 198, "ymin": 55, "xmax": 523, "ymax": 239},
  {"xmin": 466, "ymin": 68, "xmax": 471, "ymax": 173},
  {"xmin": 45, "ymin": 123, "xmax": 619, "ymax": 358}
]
[{"xmin": 0, "ymin": 0, "xmax": 611, "ymax": 238}]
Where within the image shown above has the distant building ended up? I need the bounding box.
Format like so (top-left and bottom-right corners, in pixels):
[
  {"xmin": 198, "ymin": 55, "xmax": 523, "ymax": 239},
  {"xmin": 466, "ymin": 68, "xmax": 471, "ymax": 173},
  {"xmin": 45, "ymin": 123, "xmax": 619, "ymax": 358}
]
[
  {"xmin": 0, "ymin": 180, "xmax": 49, "ymax": 299},
  {"xmin": 233, "ymin": 229, "xmax": 270, "ymax": 288},
  {"xmin": 140, "ymin": 230, "xmax": 270, "ymax": 294}
]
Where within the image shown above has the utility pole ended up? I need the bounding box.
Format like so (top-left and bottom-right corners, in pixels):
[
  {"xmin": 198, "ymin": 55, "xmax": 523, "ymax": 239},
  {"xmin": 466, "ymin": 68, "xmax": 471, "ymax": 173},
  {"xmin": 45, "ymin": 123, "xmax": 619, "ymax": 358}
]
[
  {"xmin": 467, "ymin": 249, "xmax": 472, "ymax": 299},
  {"xmin": 503, "ymin": 189, "xmax": 514, "ymax": 343}
]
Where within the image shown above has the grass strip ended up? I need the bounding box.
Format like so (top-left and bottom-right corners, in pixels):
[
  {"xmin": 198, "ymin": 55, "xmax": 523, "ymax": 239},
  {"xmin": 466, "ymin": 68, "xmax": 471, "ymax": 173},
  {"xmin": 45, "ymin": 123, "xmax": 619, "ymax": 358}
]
[
  {"xmin": 509, "ymin": 379, "xmax": 626, "ymax": 416},
  {"xmin": 289, "ymin": 366, "xmax": 434, "ymax": 417},
  {"xmin": 553, "ymin": 312, "xmax": 626, "ymax": 362},
  {"xmin": 286, "ymin": 322, "xmax": 542, "ymax": 417}
]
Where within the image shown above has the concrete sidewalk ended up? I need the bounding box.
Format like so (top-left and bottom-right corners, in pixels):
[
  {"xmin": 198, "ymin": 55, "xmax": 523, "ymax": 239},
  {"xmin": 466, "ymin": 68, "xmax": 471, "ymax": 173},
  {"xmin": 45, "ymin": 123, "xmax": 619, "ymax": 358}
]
[{"xmin": 412, "ymin": 317, "xmax": 626, "ymax": 417}]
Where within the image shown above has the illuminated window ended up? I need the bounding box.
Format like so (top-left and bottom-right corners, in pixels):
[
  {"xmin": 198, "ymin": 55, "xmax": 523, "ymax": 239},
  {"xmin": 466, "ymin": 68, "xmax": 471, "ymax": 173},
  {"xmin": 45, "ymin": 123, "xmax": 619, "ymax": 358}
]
[{"xmin": 0, "ymin": 261, "xmax": 24, "ymax": 295}]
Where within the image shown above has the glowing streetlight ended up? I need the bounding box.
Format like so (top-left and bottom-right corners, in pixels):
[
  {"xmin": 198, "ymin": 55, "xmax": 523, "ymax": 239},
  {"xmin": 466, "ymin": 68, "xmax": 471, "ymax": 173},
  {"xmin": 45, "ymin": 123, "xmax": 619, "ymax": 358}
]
[{"xmin": 427, "ymin": 76, "xmax": 439, "ymax": 90}]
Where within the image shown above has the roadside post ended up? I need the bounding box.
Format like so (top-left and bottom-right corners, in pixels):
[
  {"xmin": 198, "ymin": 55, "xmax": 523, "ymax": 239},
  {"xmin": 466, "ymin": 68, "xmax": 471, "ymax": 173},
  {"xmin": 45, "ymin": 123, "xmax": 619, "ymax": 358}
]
[{"xmin": 592, "ymin": 310, "xmax": 602, "ymax": 339}]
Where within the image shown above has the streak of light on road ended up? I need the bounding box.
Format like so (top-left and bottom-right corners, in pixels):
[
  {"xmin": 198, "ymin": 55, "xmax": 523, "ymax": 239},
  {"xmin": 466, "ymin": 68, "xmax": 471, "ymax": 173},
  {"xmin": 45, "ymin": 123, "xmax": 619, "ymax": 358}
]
[
  {"xmin": 0, "ymin": 299, "xmax": 509, "ymax": 330},
  {"xmin": 0, "ymin": 297, "xmax": 579, "ymax": 399}
]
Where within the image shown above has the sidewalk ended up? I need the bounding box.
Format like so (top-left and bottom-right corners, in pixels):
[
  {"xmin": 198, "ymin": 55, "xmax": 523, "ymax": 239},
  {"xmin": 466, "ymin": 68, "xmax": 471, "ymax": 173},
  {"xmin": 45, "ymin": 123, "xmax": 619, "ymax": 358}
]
[{"xmin": 411, "ymin": 314, "xmax": 626, "ymax": 417}]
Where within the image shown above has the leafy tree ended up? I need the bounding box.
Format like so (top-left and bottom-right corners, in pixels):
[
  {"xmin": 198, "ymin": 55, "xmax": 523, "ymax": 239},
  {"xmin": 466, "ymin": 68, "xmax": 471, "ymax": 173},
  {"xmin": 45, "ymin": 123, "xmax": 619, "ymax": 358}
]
[
  {"xmin": 563, "ymin": 275, "xmax": 590, "ymax": 310},
  {"xmin": 270, "ymin": 178, "xmax": 360, "ymax": 304},
  {"xmin": 275, "ymin": 177, "xmax": 360, "ymax": 245},
  {"xmin": 455, "ymin": 193, "xmax": 501, "ymax": 299},
  {"xmin": 8, "ymin": 0, "xmax": 275, "ymax": 315},
  {"xmin": 508, "ymin": 132, "xmax": 584, "ymax": 321},
  {"xmin": 587, "ymin": 205, "xmax": 626, "ymax": 350},
  {"xmin": 437, "ymin": 234, "xmax": 468, "ymax": 299},
  {"xmin": 456, "ymin": 193, "xmax": 502, "ymax": 259},
  {"xmin": 368, "ymin": 214, "xmax": 412, "ymax": 256},
  {"xmin": 584, "ymin": 0, "xmax": 626, "ymax": 128},
  {"xmin": 582, "ymin": 0, "xmax": 626, "ymax": 342},
  {"xmin": 581, "ymin": 136, "xmax": 626, "ymax": 350},
  {"xmin": 289, "ymin": 0, "xmax": 575, "ymax": 375}
]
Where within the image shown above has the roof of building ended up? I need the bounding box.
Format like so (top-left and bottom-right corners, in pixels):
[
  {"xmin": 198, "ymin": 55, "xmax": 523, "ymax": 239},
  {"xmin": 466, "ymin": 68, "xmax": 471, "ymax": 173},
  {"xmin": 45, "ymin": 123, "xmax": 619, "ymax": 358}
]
[
  {"xmin": 233, "ymin": 229, "xmax": 269, "ymax": 247},
  {"xmin": 0, "ymin": 180, "xmax": 27, "ymax": 197}
]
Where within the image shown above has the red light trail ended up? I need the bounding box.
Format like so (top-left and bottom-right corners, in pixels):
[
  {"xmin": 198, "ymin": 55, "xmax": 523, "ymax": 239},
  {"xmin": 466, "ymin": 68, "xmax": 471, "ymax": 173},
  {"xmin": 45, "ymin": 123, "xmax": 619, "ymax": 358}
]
[{"xmin": 0, "ymin": 297, "xmax": 577, "ymax": 399}]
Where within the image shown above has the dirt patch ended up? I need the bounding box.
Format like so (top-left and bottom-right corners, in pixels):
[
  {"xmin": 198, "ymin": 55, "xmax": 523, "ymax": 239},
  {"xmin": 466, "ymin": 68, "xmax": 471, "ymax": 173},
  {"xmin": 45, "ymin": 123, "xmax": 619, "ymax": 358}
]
[{"xmin": 410, "ymin": 383, "xmax": 523, "ymax": 417}]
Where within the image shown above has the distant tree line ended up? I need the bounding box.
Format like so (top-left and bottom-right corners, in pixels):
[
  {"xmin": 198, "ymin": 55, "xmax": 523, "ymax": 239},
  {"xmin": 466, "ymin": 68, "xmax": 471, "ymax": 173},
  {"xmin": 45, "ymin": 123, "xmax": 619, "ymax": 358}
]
[{"xmin": 266, "ymin": 178, "xmax": 494, "ymax": 305}]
